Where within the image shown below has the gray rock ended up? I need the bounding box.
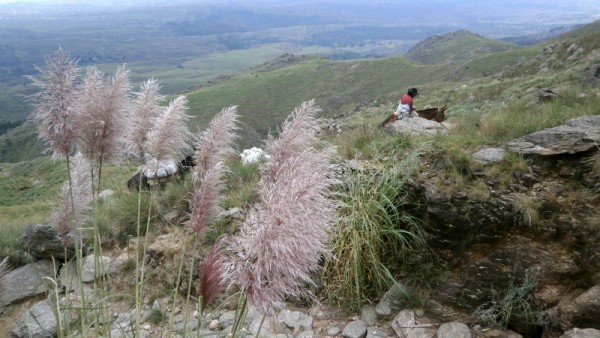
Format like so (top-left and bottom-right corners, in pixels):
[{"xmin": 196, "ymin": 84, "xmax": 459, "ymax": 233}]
[
  {"xmin": 298, "ymin": 330, "xmax": 315, "ymax": 338},
  {"xmin": 388, "ymin": 117, "xmax": 453, "ymax": 135},
  {"xmin": 12, "ymin": 300, "xmax": 57, "ymax": 338},
  {"xmin": 278, "ymin": 309, "xmax": 313, "ymax": 330},
  {"xmin": 366, "ymin": 326, "xmax": 388, "ymax": 338},
  {"xmin": 361, "ymin": 306, "xmax": 378, "ymax": 326},
  {"xmin": 560, "ymin": 328, "xmax": 600, "ymax": 338},
  {"xmin": 391, "ymin": 310, "xmax": 435, "ymax": 338},
  {"xmin": 478, "ymin": 328, "xmax": 522, "ymax": 338},
  {"xmin": 60, "ymin": 254, "xmax": 111, "ymax": 290},
  {"xmin": 188, "ymin": 330, "xmax": 220, "ymax": 338},
  {"xmin": 219, "ymin": 310, "xmax": 236, "ymax": 328},
  {"xmin": 249, "ymin": 314, "xmax": 283, "ymax": 337},
  {"xmin": 19, "ymin": 224, "xmax": 75, "ymax": 260},
  {"xmin": 328, "ymin": 326, "xmax": 341, "ymax": 336},
  {"xmin": 112, "ymin": 308, "xmax": 152, "ymax": 332},
  {"xmin": 171, "ymin": 312, "xmax": 199, "ymax": 333},
  {"xmin": 375, "ymin": 298, "xmax": 392, "ymax": 316},
  {"xmin": 437, "ymin": 322, "xmax": 471, "ymax": 338},
  {"xmin": 342, "ymin": 319, "xmax": 367, "ymax": 338},
  {"xmin": 0, "ymin": 260, "xmax": 54, "ymax": 307},
  {"xmin": 472, "ymin": 147, "xmax": 506, "ymax": 164},
  {"xmin": 559, "ymin": 285, "xmax": 600, "ymax": 329},
  {"xmin": 507, "ymin": 115, "xmax": 600, "ymax": 156}
]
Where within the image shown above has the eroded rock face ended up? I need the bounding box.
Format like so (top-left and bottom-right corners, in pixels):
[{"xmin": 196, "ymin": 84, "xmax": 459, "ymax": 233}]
[{"xmin": 417, "ymin": 116, "xmax": 600, "ymax": 335}]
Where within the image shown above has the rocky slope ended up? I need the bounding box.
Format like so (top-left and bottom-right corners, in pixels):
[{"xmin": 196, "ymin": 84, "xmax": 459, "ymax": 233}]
[{"xmin": 2, "ymin": 115, "xmax": 599, "ymax": 338}]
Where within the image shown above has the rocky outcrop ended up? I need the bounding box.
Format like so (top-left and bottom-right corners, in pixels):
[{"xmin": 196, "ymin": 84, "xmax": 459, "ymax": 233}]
[
  {"xmin": 507, "ymin": 115, "xmax": 600, "ymax": 155},
  {"xmin": 418, "ymin": 115, "xmax": 600, "ymax": 336}
]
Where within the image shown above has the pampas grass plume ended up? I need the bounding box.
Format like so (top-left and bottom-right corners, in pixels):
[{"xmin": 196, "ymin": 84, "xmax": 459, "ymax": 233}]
[
  {"xmin": 224, "ymin": 100, "xmax": 337, "ymax": 315},
  {"xmin": 193, "ymin": 106, "xmax": 239, "ymax": 179},
  {"xmin": 198, "ymin": 239, "xmax": 227, "ymax": 310},
  {"xmin": 129, "ymin": 78, "xmax": 165, "ymax": 161},
  {"xmin": 144, "ymin": 95, "xmax": 192, "ymax": 167},
  {"xmin": 28, "ymin": 48, "xmax": 79, "ymax": 159},
  {"xmin": 188, "ymin": 106, "xmax": 239, "ymax": 237}
]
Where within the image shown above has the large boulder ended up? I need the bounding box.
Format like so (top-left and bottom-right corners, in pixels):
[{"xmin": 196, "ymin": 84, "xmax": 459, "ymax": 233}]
[
  {"xmin": 387, "ymin": 116, "xmax": 453, "ymax": 135},
  {"xmin": 19, "ymin": 224, "xmax": 75, "ymax": 260},
  {"xmin": 0, "ymin": 260, "xmax": 55, "ymax": 307}
]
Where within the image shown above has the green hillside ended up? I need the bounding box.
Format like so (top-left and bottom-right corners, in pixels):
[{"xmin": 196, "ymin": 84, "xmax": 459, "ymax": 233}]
[
  {"xmin": 2, "ymin": 20, "xmax": 600, "ymax": 161},
  {"xmin": 405, "ymin": 30, "xmax": 518, "ymax": 65}
]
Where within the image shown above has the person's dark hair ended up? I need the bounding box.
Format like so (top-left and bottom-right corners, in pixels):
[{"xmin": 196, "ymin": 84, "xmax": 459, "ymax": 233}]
[{"xmin": 408, "ymin": 87, "xmax": 418, "ymax": 97}]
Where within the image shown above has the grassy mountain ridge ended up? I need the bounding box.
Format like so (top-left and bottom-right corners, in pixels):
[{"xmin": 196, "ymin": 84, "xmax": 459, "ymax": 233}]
[
  {"xmin": 1, "ymin": 20, "xmax": 600, "ymax": 162},
  {"xmin": 405, "ymin": 30, "xmax": 518, "ymax": 65}
]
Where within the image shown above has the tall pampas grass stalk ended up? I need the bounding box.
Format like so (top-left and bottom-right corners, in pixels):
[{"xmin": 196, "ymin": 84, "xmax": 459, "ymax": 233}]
[
  {"xmin": 73, "ymin": 65, "xmax": 131, "ymax": 197},
  {"xmin": 176, "ymin": 106, "xmax": 238, "ymax": 334},
  {"xmin": 50, "ymin": 153, "xmax": 93, "ymax": 335},
  {"xmin": 137, "ymin": 95, "xmax": 191, "ymax": 334},
  {"xmin": 129, "ymin": 78, "xmax": 165, "ymax": 162},
  {"xmin": 27, "ymin": 49, "xmax": 90, "ymax": 335},
  {"xmin": 28, "ymin": 48, "xmax": 81, "ymax": 257},
  {"xmin": 221, "ymin": 100, "xmax": 338, "ymax": 316}
]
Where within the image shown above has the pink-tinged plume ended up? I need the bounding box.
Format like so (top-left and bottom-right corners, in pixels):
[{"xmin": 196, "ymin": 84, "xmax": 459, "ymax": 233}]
[
  {"xmin": 188, "ymin": 106, "xmax": 239, "ymax": 238},
  {"xmin": 28, "ymin": 48, "xmax": 79, "ymax": 159},
  {"xmin": 129, "ymin": 78, "xmax": 165, "ymax": 162},
  {"xmin": 144, "ymin": 95, "xmax": 192, "ymax": 173},
  {"xmin": 193, "ymin": 106, "xmax": 239, "ymax": 179},
  {"xmin": 73, "ymin": 65, "xmax": 131, "ymax": 164},
  {"xmin": 224, "ymin": 100, "xmax": 337, "ymax": 315},
  {"xmin": 197, "ymin": 239, "xmax": 228, "ymax": 310}
]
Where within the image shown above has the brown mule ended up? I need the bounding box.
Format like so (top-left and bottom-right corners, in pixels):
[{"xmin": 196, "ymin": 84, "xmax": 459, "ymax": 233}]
[{"xmin": 416, "ymin": 105, "xmax": 449, "ymax": 123}]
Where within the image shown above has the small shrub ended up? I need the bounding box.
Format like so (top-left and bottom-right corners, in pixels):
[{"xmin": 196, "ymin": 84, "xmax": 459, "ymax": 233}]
[
  {"xmin": 474, "ymin": 269, "xmax": 539, "ymax": 329},
  {"xmin": 121, "ymin": 258, "xmax": 136, "ymax": 272}
]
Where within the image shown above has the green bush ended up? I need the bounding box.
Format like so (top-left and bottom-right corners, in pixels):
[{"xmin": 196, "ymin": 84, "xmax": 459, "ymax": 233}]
[{"xmin": 322, "ymin": 148, "xmax": 430, "ymax": 309}]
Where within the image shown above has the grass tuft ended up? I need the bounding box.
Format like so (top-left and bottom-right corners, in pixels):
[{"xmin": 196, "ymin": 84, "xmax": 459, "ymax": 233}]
[{"xmin": 322, "ymin": 147, "xmax": 431, "ymax": 309}]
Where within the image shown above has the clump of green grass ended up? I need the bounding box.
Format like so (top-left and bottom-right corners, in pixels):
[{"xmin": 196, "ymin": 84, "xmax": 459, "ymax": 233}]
[
  {"xmin": 222, "ymin": 158, "xmax": 261, "ymax": 209},
  {"xmin": 322, "ymin": 148, "xmax": 430, "ymax": 309},
  {"xmin": 93, "ymin": 190, "xmax": 158, "ymax": 243},
  {"xmin": 329, "ymin": 116, "xmax": 414, "ymax": 160}
]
